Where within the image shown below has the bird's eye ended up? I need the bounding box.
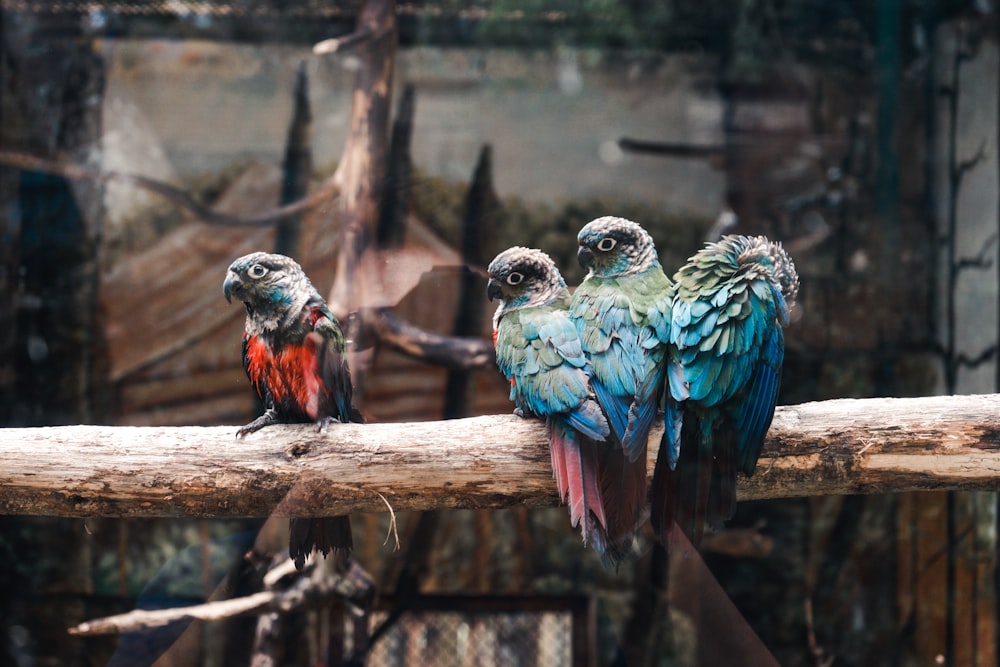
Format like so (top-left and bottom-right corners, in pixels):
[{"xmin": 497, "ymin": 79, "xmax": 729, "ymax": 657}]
[
  {"xmin": 597, "ymin": 238, "xmax": 617, "ymax": 252},
  {"xmin": 506, "ymin": 272, "xmax": 524, "ymax": 286},
  {"xmin": 248, "ymin": 264, "xmax": 268, "ymax": 278}
]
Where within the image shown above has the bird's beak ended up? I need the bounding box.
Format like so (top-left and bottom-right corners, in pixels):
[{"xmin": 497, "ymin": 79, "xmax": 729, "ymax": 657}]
[
  {"xmin": 486, "ymin": 278, "xmax": 503, "ymax": 302},
  {"xmin": 577, "ymin": 245, "xmax": 593, "ymax": 268},
  {"xmin": 223, "ymin": 271, "xmax": 242, "ymax": 304}
]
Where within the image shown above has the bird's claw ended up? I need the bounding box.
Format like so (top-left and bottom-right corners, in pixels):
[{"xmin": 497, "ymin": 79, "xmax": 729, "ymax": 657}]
[
  {"xmin": 316, "ymin": 416, "xmax": 343, "ymax": 433},
  {"xmin": 236, "ymin": 422, "xmax": 264, "ymax": 439},
  {"xmin": 236, "ymin": 409, "xmax": 280, "ymax": 438}
]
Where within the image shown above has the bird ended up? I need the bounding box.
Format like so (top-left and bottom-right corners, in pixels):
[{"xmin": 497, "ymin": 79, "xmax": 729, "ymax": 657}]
[
  {"xmin": 651, "ymin": 234, "xmax": 799, "ymax": 546},
  {"xmin": 223, "ymin": 251, "xmax": 363, "ymax": 570},
  {"xmin": 488, "ymin": 246, "xmax": 636, "ymax": 564},
  {"xmin": 568, "ymin": 216, "xmax": 674, "ymax": 556}
]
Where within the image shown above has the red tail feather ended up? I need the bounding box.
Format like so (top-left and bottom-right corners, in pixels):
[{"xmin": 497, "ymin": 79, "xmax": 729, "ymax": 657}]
[
  {"xmin": 548, "ymin": 417, "xmax": 644, "ymax": 565},
  {"xmin": 548, "ymin": 418, "xmax": 607, "ymax": 540}
]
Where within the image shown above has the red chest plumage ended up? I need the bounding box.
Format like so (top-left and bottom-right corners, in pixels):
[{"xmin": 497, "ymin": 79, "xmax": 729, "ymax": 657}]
[{"xmin": 245, "ymin": 335, "xmax": 324, "ymax": 420}]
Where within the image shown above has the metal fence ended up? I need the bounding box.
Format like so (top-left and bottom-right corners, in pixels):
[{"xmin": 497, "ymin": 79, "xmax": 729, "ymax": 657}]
[{"xmin": 364, "ymin": 595, "xmax": 594, "ymax": 667}]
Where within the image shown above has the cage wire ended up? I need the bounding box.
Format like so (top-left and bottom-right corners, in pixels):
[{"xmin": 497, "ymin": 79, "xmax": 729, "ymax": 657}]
[{"xmin": 365, "ymin": 609, "xmax": 572, "ymax": 667}]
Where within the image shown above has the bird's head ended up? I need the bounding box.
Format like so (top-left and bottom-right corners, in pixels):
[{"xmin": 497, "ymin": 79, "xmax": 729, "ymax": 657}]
[
  {"xmin": 733, "ymin": 236, "xmax": 800, "ymax": 308},
  {"xmin": 487, "ymin": 246, "xmax": 567, "ymax": 312},
  {"xmin": 769, "ymin": 243, "xmax": 800, "ymax": 308},
  {"xmin": 576, "ymin": 216, "xmax": 658, "ymax": 278},
  {"xmin": 224, "ymin": 252, "xmax": 316, "ymax": 327}
]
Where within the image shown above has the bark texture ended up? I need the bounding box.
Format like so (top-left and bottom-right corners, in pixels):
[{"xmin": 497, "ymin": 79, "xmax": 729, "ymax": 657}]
[{"xmin": 0, "ymin": 394, "xmax": 997, "ymax": 519}]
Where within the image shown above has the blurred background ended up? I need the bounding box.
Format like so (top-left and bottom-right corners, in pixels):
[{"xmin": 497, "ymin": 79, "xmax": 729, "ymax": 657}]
[{"xmin": 1, "ymin": 0, "xmax": 999, "ymax": 665}]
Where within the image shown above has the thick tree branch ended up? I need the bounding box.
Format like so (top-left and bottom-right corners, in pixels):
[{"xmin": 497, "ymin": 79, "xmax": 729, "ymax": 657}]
[{"xmin": 0, "ymin": 395, "xmax": 997, "ymax": 519}]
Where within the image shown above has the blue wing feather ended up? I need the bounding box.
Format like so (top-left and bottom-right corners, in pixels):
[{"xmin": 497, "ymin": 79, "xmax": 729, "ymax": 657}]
[
  {"xmin": 732, "ymin": 326, "xmax": 784, "ymax": 472},
  {"xmin": 591, "ymin": 378, "xmax": 629, "ymax": 443}
]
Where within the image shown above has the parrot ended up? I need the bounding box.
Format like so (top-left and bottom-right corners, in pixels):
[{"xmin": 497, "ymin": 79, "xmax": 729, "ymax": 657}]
[
  {"xmin": 487, "ymin": 246, "xmax": 637, "ymax": 565},
  {"xmin": 651, "ymin": 234, "xmax": 799, "ymax": 546},
  {"xmin": 568, "ymin": 216, "xmax": 675, "ymax": 552},
  {"xmin": 223, "ymin": 251, "xmax": 363, "ymax": 570}
]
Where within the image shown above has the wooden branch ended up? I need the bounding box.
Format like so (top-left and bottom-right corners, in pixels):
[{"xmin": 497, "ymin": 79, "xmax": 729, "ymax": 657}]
[
  {"xmin": 0, "ymin": 149, "xmax": 339, "ymax": 227},
  {"xmin": 362, "ymin": 307, "xmax": 496, "ymax": 369},
  {"xmin": 0, "ymin": 395, "xmax": 998, "ymax": 519},
  {"xmin": 618, "ymin": 137, "xmax": 728, "ymax": 159},
  {"xmin": 69, "ymin": 559, "xmax": 374, "ymax": 636}
]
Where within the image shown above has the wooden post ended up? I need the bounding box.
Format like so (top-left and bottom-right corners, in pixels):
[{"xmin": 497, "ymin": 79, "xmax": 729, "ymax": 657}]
[
  {"xmin": 327, "ymin": 0, "xmax": 397, "ymax": 319},
  {"xmin": 377, "ymin": 83, "xmax": 416, "ymax": 249},
  {"xmin": 443, "ymin": 145, "xmax": 498, "ymax": 419},
  {"xmin": 275, "ymin": 61, "xmax": 313, "ymax": 258}
]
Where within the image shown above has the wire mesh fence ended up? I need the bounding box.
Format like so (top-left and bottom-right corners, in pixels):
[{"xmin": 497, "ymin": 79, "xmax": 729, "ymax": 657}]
[{"xmin": 364, "ymin": 595, "xmax": 591, "ymax": 667}]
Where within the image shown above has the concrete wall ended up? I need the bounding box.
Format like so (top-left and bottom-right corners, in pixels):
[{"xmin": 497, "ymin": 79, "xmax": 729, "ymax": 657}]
[{"xmin": 100, "ymin": 40, "xmax": 726, "ymax": 225}]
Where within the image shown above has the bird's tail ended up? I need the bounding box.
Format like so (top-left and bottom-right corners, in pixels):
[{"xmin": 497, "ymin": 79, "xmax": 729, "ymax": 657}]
[
  {"xmin": 651, "ymin": 396, "xmax": 682, "ymax": 543},
  {"xmin": 548, "ymin": 416, "xmax": 644, "ymax": 567},
  {"xmin": 289, "ymin": 515, "xmax": 353, "ymax": 571},
  {"xmin": 549, "ymin": 416, "xmax": 605, "ymax": 535},
  {"xmin": 653, "ymin": 413, "xmax": 736, "ymax": 549},
  {"xmin": 593, "ymin": 433, "xmax": 647, "ymax": 567}
]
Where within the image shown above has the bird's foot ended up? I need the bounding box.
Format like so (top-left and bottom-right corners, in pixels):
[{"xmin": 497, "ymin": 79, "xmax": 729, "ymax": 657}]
[
  {"xmin": 316, "ymin": 416, "xmax": 343, "ymax": 433},
  {"xmin": 513, "ymin": 408, "xmax": 526, "ymax": 419},
  {"xmin": 236, "ymin": 409, "xmax": 280, "ymax": 439}
]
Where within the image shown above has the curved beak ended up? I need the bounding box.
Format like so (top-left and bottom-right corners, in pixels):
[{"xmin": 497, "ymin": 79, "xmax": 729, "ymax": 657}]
[
  {"xmin": 486, "ymin": 278, "xmax": 503, "ymax": 302},
  {"xmin": 223, "ymin": 271, "xmax": 242, "ymax": 304},
  {"xmin": 577, "ymin": 244, "xmax": 593, "ymax": 269}
]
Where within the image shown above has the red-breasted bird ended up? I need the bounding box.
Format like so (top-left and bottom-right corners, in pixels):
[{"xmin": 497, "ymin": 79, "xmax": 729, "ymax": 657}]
[{"xmin": 223, "ymin": 251, "xmax": 363, "ymax": 570}]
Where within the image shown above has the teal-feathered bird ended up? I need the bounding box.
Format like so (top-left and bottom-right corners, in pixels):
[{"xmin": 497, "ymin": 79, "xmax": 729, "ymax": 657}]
[
  {"xmin": 568, "ymin": 217, "xmax": 674, "ymax": 557},
  {"xmin": 651, "ymin": 235, "xmax": 799, "ymax": 546},
  {"xmin": 488, "ymin": 247, "xmax": 638, "ymax": 564}
]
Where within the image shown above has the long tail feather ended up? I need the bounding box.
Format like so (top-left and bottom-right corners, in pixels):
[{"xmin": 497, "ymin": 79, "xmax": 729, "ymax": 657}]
[
  {"xmin": 548, "ymin": 417, "xmax": 607, "ymax": 537},
  {"xmin": 650, "ymin": 430, "xmax": 678, "ymax": 543},
  {"xmin": 660, "ymin": 413, "xmax": 743, "ymax": 550},
  {"xmin": 672, "ymin": 414, "xmax": 715, "ymax": 547},
  {"xmin": 549, "ymin": 416, "xmax": 644, "ymax": 566},
  {"xmin": 714, "ymin": 433, "xmax": 738, "ymax": 524},
  {"xmin": 289, "ymin": 516, "xmax": 353, "ymax": 571},
  {"xmin": 592, "ymin": 438, "xmax": 647, "ymax": 566}
]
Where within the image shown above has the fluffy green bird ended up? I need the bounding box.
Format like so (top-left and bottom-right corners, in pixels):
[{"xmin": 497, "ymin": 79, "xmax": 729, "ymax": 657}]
[
  {"xmin": 569, "ymin": 217, "xmax": 674, "ymax": 555},
  {"xmin": 652, "ymin": 235, "xmax": 799, "ymax": 546},
  {"xmin": 488, "ymin": 246, "xmax": 641, "ymax": 564}
]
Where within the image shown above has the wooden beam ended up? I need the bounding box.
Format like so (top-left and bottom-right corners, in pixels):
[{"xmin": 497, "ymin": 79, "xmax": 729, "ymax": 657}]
[{"xmin": 0, "ymin": 394, "xmax": 998, "ymax": 519}]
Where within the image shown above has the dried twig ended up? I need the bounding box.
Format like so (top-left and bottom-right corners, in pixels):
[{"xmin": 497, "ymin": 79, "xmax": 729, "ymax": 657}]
[{"xmin": 69, "ymin": 557, "xmax": 375, "ymax": 637}]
